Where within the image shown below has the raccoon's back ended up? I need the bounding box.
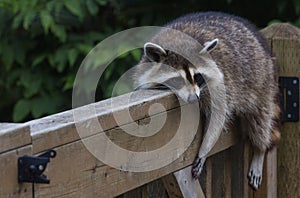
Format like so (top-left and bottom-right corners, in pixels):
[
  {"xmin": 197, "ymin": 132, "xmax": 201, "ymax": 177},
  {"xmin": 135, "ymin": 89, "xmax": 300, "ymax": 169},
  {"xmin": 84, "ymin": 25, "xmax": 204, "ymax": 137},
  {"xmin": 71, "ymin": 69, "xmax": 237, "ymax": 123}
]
[{"xmin": 159, "ymin": 12, "xmax": 276, "ymax": 109}]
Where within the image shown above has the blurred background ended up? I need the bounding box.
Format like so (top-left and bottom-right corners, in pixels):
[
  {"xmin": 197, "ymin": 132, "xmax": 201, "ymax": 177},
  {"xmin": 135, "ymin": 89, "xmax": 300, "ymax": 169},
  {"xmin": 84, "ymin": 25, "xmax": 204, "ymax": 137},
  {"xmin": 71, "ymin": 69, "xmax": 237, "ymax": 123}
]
[{"xmin": 0, "ymin": 0, "xmax": 299, "ymax": 122}]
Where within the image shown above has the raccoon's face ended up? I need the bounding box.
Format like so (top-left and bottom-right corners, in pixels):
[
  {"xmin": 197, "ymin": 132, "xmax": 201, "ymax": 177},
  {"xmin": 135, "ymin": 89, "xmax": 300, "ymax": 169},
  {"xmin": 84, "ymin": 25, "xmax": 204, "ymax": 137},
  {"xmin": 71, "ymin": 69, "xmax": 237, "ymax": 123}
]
[{"xmin": 136, "ymin": 39, "xmax": 222, "ymax": 103}]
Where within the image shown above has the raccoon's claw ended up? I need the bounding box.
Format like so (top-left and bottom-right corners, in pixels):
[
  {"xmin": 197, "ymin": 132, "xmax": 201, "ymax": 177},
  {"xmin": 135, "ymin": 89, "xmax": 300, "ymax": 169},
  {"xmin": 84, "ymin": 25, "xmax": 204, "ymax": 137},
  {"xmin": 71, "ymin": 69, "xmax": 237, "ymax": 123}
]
[
  {"xmin": 191, "ymin": 156, "xmax": 206, "ymax": 179},
  {"xmin": 247, "ymin": 169, "xmax": 262, "ymax": 190}
]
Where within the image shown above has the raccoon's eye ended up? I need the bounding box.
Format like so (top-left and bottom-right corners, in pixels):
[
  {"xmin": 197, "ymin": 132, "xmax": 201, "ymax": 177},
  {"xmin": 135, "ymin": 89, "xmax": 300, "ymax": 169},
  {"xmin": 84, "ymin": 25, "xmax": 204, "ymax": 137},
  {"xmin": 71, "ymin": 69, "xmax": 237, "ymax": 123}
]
[{"xmin": 194, "ymin": 73, "xmax": 205, "ymax": 87}]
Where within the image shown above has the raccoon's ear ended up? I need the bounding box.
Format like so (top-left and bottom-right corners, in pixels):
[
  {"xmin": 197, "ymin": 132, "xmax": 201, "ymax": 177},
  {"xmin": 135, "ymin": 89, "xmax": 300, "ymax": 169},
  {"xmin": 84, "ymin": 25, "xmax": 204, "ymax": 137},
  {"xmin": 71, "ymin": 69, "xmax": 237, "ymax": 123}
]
[
  {"xmin": 144, "ymin": 42, "xmax": 167, "ymax": 62},
  {"xmin": 200, "ymin": 38, "xmax": 219, "ymax": 54}
]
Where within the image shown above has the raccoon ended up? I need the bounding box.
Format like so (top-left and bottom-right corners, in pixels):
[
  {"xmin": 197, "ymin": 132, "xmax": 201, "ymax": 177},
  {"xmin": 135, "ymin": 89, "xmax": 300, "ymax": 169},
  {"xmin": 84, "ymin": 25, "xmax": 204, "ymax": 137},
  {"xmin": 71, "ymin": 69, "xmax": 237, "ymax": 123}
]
[{"xmin": 133, "ymin": 12, "xmax": 280, "ymax": 190}]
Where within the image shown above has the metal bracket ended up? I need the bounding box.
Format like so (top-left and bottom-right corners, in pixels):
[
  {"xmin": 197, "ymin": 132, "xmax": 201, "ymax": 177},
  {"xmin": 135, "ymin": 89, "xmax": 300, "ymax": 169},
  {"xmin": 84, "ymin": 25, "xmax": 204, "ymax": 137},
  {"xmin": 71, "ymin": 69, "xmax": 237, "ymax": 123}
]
[
  {"xmin": 279, "ymin": 77, "xmax": 299, "ymax": 122},
  {"xmin": 18, "ymin": 149, "xmax": 56, "ymax": 184}
]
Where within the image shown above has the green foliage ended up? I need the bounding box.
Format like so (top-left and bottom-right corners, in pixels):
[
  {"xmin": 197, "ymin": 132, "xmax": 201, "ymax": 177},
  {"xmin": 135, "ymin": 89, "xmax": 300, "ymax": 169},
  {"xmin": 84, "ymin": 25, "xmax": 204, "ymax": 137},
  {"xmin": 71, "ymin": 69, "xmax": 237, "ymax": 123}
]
[
  {"xmin": 1, "ymin": 0, "xmax": 300, "ymax": 122},
  {"xmin": 0, "ymin": 0, "xmax": 115, "ymax": 122}
]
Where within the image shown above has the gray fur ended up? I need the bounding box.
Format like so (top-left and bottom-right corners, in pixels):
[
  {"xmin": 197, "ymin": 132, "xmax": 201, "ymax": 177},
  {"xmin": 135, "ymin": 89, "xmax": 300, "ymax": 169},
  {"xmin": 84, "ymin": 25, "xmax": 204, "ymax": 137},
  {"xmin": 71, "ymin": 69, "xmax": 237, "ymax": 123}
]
[{"xmin": 134, "ymin": 12, "xmax": 280, "ymax": 190}]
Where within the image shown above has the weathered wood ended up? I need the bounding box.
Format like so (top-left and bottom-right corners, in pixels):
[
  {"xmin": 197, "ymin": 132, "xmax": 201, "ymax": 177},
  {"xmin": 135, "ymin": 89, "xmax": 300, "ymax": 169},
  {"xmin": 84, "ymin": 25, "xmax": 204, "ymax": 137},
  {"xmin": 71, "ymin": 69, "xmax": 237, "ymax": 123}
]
[
  {"xmin": 162, "ymin": 166, "xmax": 205, "ymax": 198},
  {"xmin": 230, "ymin": 141, "xmax": 245, "ymax": 198},
  {"xmin": 0, "ymin": 123, "xmax": 30, "ymax": 153},
  {"xmin": 29, "ymin": 90, "xmax": 178, "ymax": 154},
  {"xmin": 162, "ymin": 173, "xmax": 185, "ymax": 198},
  {"xmin": 0, "ymin": 145, "xmax": 32, "ymax": 198},
  {"xmin": 261, "ymin": 23, "xmax": 300, "ymax": 198},
  {"xmin": 212, "ymin": 151, "xmax": 226, "ymax": 198},
  {"xmin": 9, "ymin": 89, "xmax": 234, "ymax": 197},
  {"xmin": 204, "ymin": 158, "xmax": 212, "ymax": 198},
  {"xmin": 224, "ymin": 151, "xmax": 231, "ymax": 198},
  {"xmin": 173, "ymin": 166, "xmax": 205, "ymax": 198},
  {"xmin": 118, "ymin": 179, "xmax": 167, "ymax": 198},
  {"xmin": 32, "ymin": 117, "xmax": 235, "ymax": 197}
]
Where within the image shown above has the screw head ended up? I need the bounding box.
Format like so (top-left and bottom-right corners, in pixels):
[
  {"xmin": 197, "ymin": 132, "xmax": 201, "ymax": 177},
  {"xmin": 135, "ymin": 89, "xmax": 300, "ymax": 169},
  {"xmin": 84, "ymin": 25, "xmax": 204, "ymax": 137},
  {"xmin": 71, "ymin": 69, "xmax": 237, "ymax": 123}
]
[
  {"xmin": 293, "ymin": 79, "xmax": 298, "ymax": 85},
  {"xmin": 38, "ymin": 165, "xmax": 44, "ymax": 171}
]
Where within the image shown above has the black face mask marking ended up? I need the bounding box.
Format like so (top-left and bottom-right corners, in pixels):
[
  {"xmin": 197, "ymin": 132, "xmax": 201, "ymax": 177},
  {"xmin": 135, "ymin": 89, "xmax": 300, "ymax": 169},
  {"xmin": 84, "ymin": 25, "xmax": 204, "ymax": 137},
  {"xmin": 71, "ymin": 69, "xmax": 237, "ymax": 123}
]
[
  {"xmin": 183, "ymin": 65, "xmax": 193, "ymax": 84},
  {"xmin": 194, "ymin": 73, "xmax": 206, "ymax": 87}
]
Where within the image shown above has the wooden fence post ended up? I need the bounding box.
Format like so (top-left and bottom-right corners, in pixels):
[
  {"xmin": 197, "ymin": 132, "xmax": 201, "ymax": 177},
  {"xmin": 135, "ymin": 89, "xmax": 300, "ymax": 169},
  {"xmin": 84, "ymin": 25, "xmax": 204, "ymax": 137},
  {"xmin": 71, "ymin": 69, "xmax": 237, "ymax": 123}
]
[{"xmin": 261, "ymin": 23, "xmax": 300, "ymax": 197}]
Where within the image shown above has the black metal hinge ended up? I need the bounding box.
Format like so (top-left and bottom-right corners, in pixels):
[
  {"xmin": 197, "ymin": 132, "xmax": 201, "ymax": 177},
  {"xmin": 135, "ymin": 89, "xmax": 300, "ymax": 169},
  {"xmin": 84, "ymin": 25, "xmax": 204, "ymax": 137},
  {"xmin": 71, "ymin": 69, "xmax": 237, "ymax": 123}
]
[
  {"xmin": 18, "ymin": 149, "xmax": 56, "ymax": 184},
  {"xmin": 279, "ymin": 77, "xmax": 299, "ymax": 122}
]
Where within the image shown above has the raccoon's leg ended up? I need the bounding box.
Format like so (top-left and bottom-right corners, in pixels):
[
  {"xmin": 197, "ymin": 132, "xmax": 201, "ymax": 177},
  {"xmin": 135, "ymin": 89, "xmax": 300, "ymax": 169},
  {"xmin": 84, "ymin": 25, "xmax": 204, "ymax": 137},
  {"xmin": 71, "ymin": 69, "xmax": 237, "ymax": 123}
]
[
  {"xmin": 244, "ymin": 112, "xmax": 272, "ymax": 190},
  {"xmin": 192, "ymin": 106, "xmax": 227, "ymax": 179},
  {"xmin": 192, "ymin": 79, "xmax": 227, "ymax": 179},
  {"xmin": 248, "ymin": 147, "xmax": 265, "ymax": 190}
]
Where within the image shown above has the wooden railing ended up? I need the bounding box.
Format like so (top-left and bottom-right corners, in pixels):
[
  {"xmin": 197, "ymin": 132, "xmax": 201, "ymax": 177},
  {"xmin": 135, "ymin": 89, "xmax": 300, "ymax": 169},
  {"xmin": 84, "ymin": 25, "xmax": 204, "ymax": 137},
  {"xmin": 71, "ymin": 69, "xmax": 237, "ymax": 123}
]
[{"xmin": 0, "ymin": 23, "xmax": 299, "ymax": 198}]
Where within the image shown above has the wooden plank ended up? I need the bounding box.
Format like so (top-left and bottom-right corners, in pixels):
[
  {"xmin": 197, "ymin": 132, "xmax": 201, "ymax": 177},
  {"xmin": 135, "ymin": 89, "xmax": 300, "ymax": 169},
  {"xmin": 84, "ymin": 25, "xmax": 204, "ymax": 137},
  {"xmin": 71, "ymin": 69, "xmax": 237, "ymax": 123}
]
[
  {"xmin": 30, "ymin": 112, "xmax": 236, "ymax": 197},
  {"xmin": 261, "ymin": 23, "xmax": 300, "ymax": 197},
  {"xmin": 224, "ymin": 150, "xmax": 231, "ymax": 198},
  {"xmin": 33, "ymin": 135, "xmax": 199, "ymax": 197},
  {"xmin": 29, "ymin": 90, "xmax": 179, "ymax": 154},
  {"xmin": 265, "ymin": 148, "xmax": 277, "ymax": 198},
  {"xmin": 173, "ymin": 166, "xmax": 205, "ymax": 198},
  {"xmin": 162, "ymin": 173, "xmax": 185, "ymax": 198},
  {"xmin": 144, "ymin": 179, "xmax": 168, "ymax": 198},
  {"xmin": 212, "ymin": 151, "xmax": 225, "ymax": 198},
  {"xmin": 162, "ymin": 166, "xmax": 205, "ymax": 198},
  {"xmin": 24, "ymin": 86, "xmax": 237, "ymax": 197},
  {"xmin": 204, "ymin": 158, "xmax": 212, "ymax": 198},
  {"xmin": 0, "ymin": 89, "xmax": 237, "ymax": 198},
  {"xmin": 230, "ymin": 141, "xmax": 245, "ymax": 198},
  {"xmin": 0, "ymin": 145, "xmax": 32, "ymax": 198},
  {"xmin": 0, "ymin": 123, "xmax": 30, "ymax": 153}
]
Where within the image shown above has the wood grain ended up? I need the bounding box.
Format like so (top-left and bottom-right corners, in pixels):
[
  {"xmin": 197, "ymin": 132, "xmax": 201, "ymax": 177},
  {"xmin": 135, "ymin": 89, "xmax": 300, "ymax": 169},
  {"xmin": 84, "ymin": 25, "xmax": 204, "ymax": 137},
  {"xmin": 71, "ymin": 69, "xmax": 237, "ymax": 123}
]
[
  {"xmin": 262, "ymin": 23, "xmax": 300, "ymax": 198},
  {"xmin": 0, "ymin": 123, "xmax": 30, "ymax": 154}
]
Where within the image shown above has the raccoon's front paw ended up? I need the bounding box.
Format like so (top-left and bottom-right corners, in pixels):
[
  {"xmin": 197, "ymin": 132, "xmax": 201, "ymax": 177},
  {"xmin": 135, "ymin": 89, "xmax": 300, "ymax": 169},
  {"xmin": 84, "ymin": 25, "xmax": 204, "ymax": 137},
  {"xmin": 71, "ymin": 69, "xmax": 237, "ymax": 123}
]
[
  {"xmin": 247, "ymin": 168, "xmax": 262, "ymax": 190},
  {"xmin": 191, "ymin": 156, "xmax": 206, "ymax": 179}
]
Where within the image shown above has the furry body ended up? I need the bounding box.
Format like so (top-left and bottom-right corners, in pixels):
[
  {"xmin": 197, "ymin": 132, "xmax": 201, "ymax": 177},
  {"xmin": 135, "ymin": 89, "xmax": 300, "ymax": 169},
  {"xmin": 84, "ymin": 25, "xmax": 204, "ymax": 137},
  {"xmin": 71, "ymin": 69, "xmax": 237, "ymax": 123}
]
[{"xmin": 134, "ymin": 12, "xmax": 280, "ymax": 190}]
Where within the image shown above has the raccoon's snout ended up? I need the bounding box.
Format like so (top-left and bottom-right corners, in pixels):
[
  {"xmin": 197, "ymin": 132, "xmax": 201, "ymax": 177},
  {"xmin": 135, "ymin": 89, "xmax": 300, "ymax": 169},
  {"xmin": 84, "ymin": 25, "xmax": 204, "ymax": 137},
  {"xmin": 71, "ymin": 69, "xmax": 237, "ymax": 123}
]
[{"xmin": 187, "ymin": 94, "xmax": 199, "ymax": 103}]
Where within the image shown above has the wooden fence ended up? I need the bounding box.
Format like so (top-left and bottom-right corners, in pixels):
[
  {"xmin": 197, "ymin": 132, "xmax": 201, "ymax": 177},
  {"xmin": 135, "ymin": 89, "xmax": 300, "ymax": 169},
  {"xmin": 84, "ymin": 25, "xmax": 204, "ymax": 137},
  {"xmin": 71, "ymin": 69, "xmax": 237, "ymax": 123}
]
[{"xmin": 0, "ymin": 23, "xmax": 299, "ymax": 198}]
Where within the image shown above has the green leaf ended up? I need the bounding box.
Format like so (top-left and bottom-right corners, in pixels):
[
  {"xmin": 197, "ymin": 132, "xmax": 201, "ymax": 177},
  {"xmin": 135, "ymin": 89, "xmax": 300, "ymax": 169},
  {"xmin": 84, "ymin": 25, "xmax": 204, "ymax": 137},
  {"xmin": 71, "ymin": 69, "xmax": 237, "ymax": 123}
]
[
  {"xmin": 40, "ymin": 10, "xmax": 53, "ymax": 34},
  {"xmin": 68, "ymin": 48, "xmax": 79, "ymax": 66},
  {"xmin": 63, "ymin": 74, "xmax": 75, "ymax": 91},
  {"xmin": 24, "ymin": 79, "xmax": 42, "ymax": 98},
  {"xmin": 76, "ymin": 43, "xmax": 92, "ymax": 54},
  {"xmin": 294, "ymin": 0, "xmax": 300, "ymax": 15},
  {"xmin": 50, "ymin": 23, "xmax": 67, "ymax": 42},
  {"xmin": 19, "ymin": 71, "xmax": 42, "ymax": 98},
  {"xmin": 64, "ymin": 0, "xmax": 84, "ymax": 20},
  {"xmin": 94, "ymin": 0, "xmax": 108, "ymax": 6},
  {"xmin": 31, "ymin": 95, "xmax": 64, "ymax": 118},
  {"xmin": 23, "ymin": 11, "xmax": 36, "ymax": 30},
  {"xmin": 13, "ymin": 40, "xmax": 26, "ymax": 65},
  {"xmin": 2, "ymin": 43, "xmax": 14, "ymax": 70},
  {"xmin": 86, "ymin": 0, "xmax": 98, "ymax": 16},
  {"xmin": 12, "ymin": 13, "xmax": 24, "ymax": 29},
  {"xmin": 103, "ymin": 66, "xmax": 113, "ymax": 81},
  {"xmin": 13, "ymin": 99, "xmax": 31, "ymax": 122},
  {"xmin": 31, "ymin": 96, "xmax": 49, "ymax": 118},
  {"xmin": 130, "ymin": 49, "xmax": 141, "ymax": 61},
  {"xmin": 54, "ymin": 46, "xmax": 68, "ymax": 72},
  {"xmin": 32, "ymin": 54, "xmax": 47, "ymax": 67},
  {"xmin": 47, "ymin": 54, "xmax": 55, "ymax": 66}
]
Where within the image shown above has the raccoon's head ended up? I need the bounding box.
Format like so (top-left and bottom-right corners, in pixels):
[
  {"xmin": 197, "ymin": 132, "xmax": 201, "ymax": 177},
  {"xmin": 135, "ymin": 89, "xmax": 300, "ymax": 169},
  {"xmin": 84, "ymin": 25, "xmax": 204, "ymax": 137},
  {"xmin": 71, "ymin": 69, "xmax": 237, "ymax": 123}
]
[{"xmin": 135, "ymin": 38, "xmax": 223, "ymax": 103}]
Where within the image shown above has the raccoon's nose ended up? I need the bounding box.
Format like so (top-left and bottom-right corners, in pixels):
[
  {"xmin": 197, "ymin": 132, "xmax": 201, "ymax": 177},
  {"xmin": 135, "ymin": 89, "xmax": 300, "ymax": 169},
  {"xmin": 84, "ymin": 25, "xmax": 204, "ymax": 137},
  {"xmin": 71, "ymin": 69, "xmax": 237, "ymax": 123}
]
[{"xmin": 187, "ymin": 94, "xmax": 199, "ymax": 103}]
